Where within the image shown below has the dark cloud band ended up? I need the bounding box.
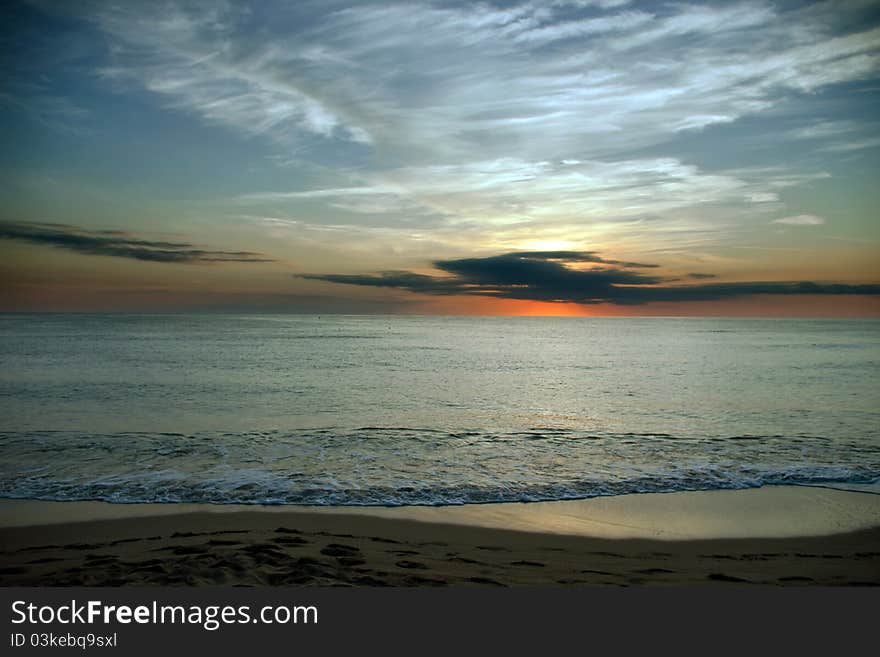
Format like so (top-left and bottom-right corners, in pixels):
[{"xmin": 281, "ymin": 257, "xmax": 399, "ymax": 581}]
[
  {"xmin": 301, "ymin": 251, "xmax": 880, "ymax": 305},
  {"xmin": 0, "ymin": 221, "xmax": 272, "ymax": 263}
]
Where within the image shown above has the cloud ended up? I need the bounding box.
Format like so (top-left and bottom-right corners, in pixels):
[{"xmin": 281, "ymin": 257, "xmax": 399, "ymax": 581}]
[
  {"xmin": 788, "ymin": 120, "xmax": 859, "ymax": 140},
  {"xmin": 512, "ymin": 10, "xmax": 653, "ymax": 45},
  {"xmin": 772, "ymin": 214, "xmax": 825, "ymax": 226},
  {"xmin": 0, "ymin": 84, "xmax": 91, "ymax": 135},
  {"xmin": 45, "ymin": 0, "xmax": 880, "ymax": 163},
  {"xmin": 301, "ymin": 250, "xmax": 879, "ymax": 305},
  {"xmin": 821, "ymin": 136, "xmax": 880, "ymax": 152},
  {"xmin": 83, "ymin": 1, "xmax": 373, "ymax": 147},
  {"xmin": 0, "ymin": 221, "xmax": 272, "ymax": 263},
  {"xmin": 686, "ymin": 272, "xmax": 717, "ymax": 279},
  {"xmin": 18, "ymin": 1, "xmax": 880, "ymax": 283},
  {"xmin": 239, "ymin": 156, "xmax": 775, "ymax": 232},
  {"xmin": 785, "ymin": 120, "xmax": 880, "ymax": 153},
  {"xmin": 495, "ymin": 251, "xmax": 658, "ymax": 268},
  {"xmin": 551, "ymin": 1, "xmax": 633, "ymax": 8}
]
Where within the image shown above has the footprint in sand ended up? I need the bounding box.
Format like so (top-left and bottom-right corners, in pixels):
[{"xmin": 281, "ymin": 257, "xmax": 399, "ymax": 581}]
[
  {"xmin": 167, "ymin": 545, "xmax": 210, "ymax": 556},
  {"xmin": 446, "ymin": 556, "xmax": 483, "ymax": 565},
  {"xmin": 0, "ymin": 567, "xmax": 27, "ymax": 575},
  {"xmin": 368, "ymin": 536, "xmax": 400, "ymax": 544},
  {"xmin": 353, "ymin": 575, "xmax": 390, "ymax": 586},
  {"xmin": 320, "ymin": 544, "xmax": 360, "ymax": 557},
  {"xmin": 273, "ymin": 536, "xmax": 309, "ymax": 546},
  {"xmin": 83, "ymin": 556, "xmax": 118, "ymax": 566},
  {"xmin": 338, "ymin": 557, "xmax": 367, "ymax": 567},
  {"xmin": 131, "ymin": 564, "xmax": 166, "ymax": 575},
  {"xmin": 241, "ymin": 544, "xmax": 287, "ymax": 561},
  {"xmin": 707, "ymin": 573, "xmax": 749, "ymax": 583},
  {"xmin": 405, "ymin": 576, "xmax": 446, "ymax": 587}
]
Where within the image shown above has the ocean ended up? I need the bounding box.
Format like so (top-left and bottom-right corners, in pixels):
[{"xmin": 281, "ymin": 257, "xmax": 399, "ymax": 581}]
[{"xmin": 1, "ymin": 314, "xmax": 878, "ymax": 505}]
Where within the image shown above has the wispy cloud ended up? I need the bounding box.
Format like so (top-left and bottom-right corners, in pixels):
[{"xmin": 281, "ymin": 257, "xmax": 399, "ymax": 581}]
[
  {"xmin": 238, "ymin": 156, "xmax": 785, "ymax": 229},
  {"xmin": 0, "ymin": 221, "xmax": 272, "ymax": 263},
  {"xmin": 788, "ymin": 120, "xmax": 860, "ymax": 140},
  {"xmin": 772, "ymin": 214, "xmax": 825, "ymax": 226},
  {"xmin": 302, "ymin": 250, "xmax": 880, "ymax": 305},
  {"xmin": 0, "ymin": 81, "xmax": 91, "ymax": 135},
  {"xmin": 87, "ymin": 1, "xmax": 371, "ymax": 147},
  {"xmin": 48, "ymin": 0, "xmax": 879, "ymax": 163},
  {"xmin": 821, "ymin": 136, "xmax": 880, "ymax": 152},
  {"xmin": 785, "ymin": 119, "xmax": 880, "ymax": 154},
  {"xmin": 15, "ymin": 0, "xmax": 880, "ymax": 301}
]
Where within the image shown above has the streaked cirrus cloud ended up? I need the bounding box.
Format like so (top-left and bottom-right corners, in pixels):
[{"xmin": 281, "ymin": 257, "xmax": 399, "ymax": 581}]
[{"xmin": 772, "ymin": 214, "xmax": 826, "ymax": 226}]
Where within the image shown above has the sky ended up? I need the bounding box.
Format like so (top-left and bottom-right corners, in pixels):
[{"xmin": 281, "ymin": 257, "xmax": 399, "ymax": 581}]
[{"xmin": 1, "ymin": 0, "xmax": 879, "ymax": 315}]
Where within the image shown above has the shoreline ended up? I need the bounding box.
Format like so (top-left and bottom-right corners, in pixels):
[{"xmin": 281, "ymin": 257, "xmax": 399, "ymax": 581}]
[
  {"xmin": 2, "ymin": 486, "xmax": 879, "ymax": 586},
  {"xmin": 2, "ymin": 485, "xmax": 880, "ymax": 539}
]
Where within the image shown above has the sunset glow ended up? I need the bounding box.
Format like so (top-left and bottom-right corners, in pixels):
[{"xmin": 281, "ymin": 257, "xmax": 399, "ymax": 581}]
[{"xmin": 1, "ymin": 1, "xmax": 878, "ymax": 315}]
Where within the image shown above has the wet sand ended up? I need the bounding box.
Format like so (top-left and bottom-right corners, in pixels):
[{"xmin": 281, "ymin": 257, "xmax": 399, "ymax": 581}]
[{"xmin": 1, "ymin": 486, "xmax": 878, "ymax": 586}]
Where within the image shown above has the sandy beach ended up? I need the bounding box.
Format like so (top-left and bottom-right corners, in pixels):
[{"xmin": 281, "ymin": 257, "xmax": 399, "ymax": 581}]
[{"xmin": 1, "ymin": 486, "xmax": 878, "ymax": 587}]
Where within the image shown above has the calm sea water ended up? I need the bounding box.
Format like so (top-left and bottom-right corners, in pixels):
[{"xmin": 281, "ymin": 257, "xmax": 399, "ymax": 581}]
[{"xmin": 1, "ymin": 314, "xmax": 878, "ymax": 505}]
